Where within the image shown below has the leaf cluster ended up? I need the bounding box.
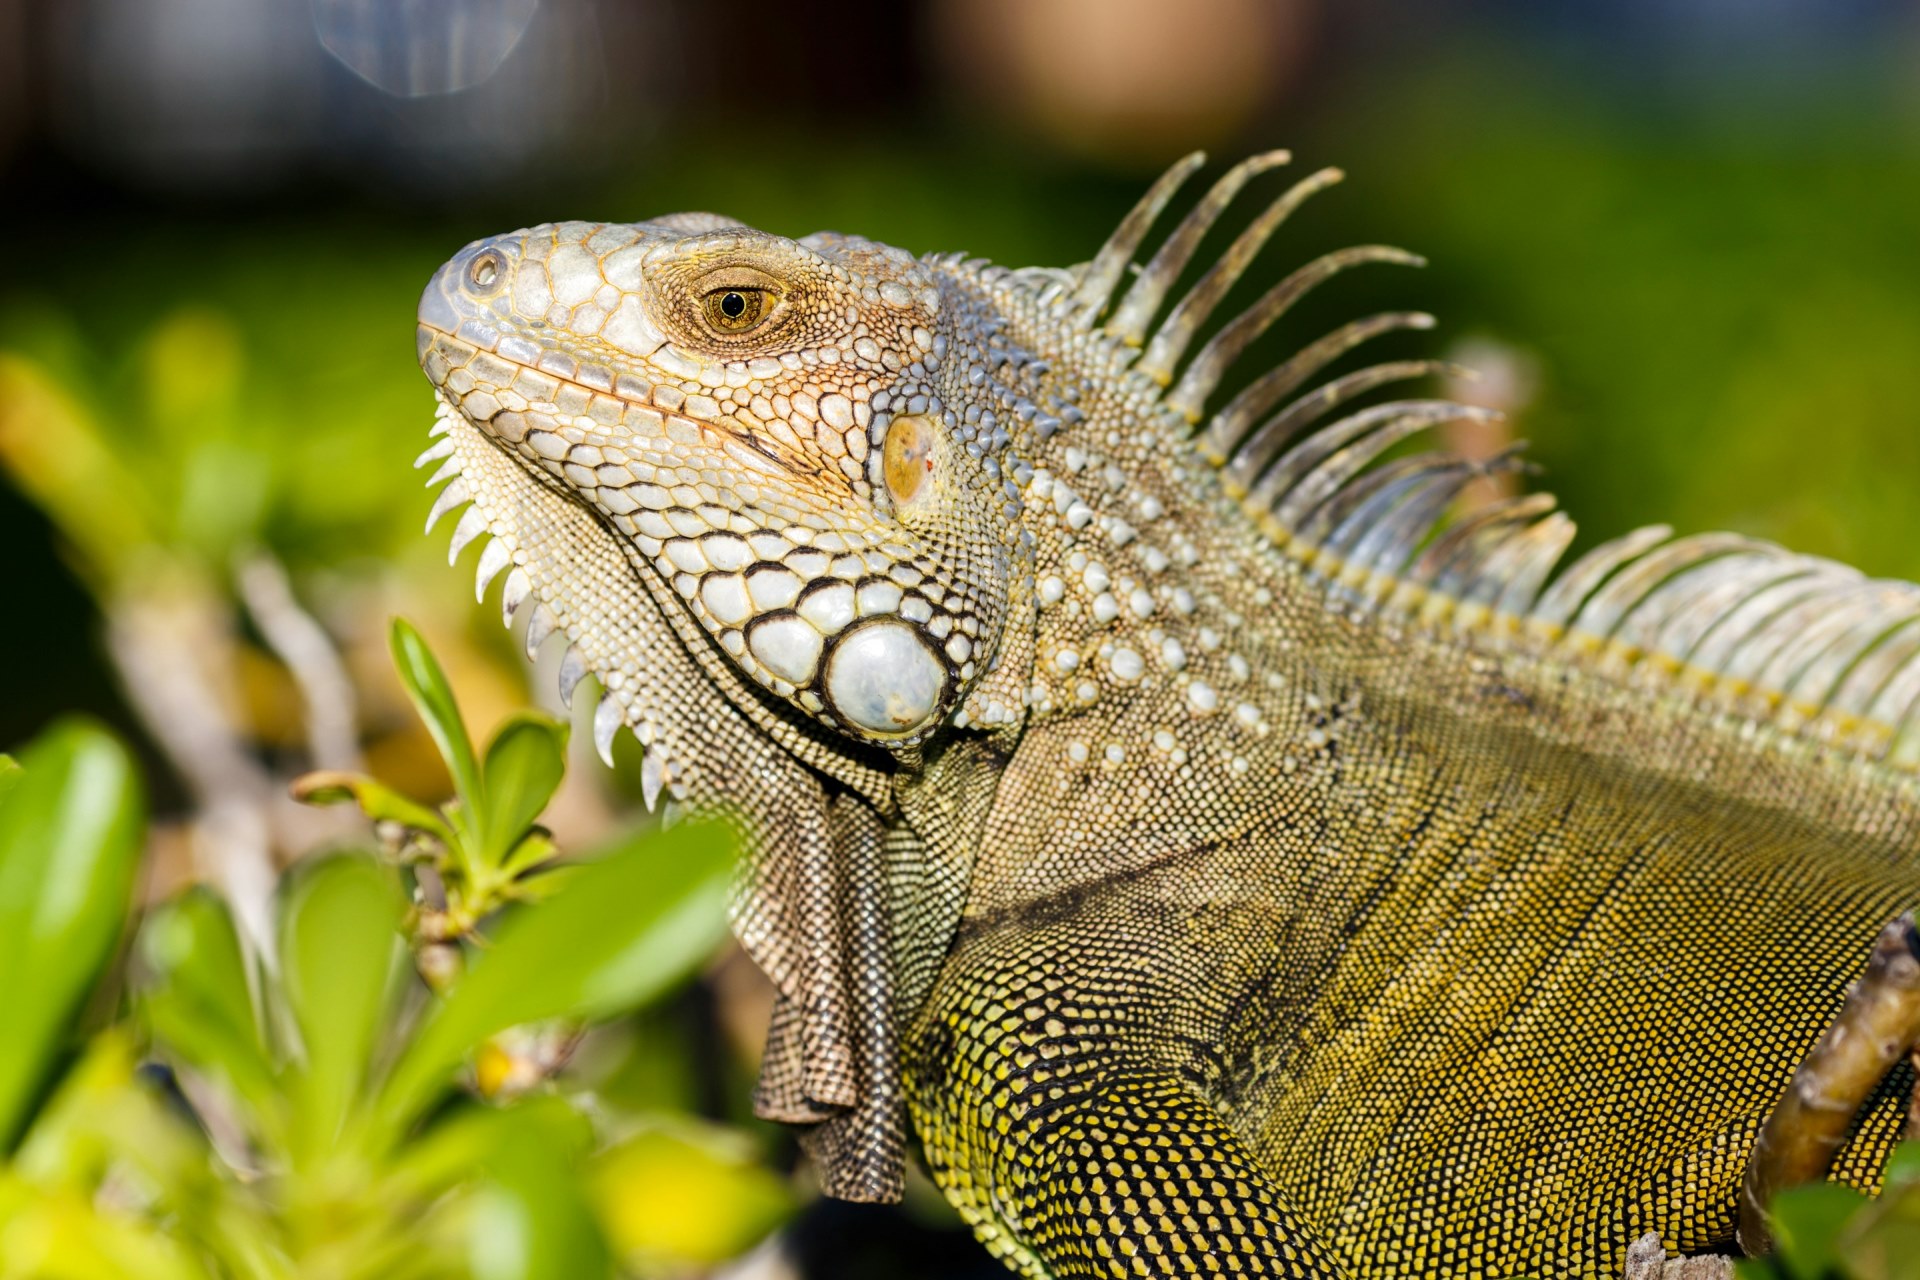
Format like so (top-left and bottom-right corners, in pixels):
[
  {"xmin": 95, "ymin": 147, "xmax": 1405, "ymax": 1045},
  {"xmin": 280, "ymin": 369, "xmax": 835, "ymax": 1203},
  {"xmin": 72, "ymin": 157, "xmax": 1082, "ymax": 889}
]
[
  {"xmin": 0, "ymin": 627, "xmax": 789, "ymax": 1279},
  {"xmin": 296, "ymin": 620, "xmax": 582, "ymax": 953},
  {"xmin": 1745, "ymin": 1148, "xmax": 1920, "ymax": 1280}
]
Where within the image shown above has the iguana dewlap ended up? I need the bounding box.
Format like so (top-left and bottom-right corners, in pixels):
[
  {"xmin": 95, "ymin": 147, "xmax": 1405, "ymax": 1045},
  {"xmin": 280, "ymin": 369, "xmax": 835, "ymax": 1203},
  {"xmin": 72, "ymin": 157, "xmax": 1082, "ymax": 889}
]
[{"xmin": 414, "ymin": 153, "xmax": 1920, "ymax": 1278}]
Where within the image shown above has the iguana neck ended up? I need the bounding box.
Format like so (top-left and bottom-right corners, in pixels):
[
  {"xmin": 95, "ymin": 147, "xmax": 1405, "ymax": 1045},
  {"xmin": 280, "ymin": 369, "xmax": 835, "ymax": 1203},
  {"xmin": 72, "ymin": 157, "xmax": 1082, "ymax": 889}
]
[{"xmin": 914, "ymin": 254, "xmax": 1355, "ymax": 912}]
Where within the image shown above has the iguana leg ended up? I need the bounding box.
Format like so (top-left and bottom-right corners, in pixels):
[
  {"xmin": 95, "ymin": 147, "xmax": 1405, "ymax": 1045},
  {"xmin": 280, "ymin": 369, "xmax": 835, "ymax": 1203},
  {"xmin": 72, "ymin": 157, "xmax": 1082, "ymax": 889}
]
[
  {"xmin": 1738, "ymin": 913, "xmax": 1920, "ymax": 1255},
  {"xmin": 907, "ymin": 944, "xmax": 1347, "ymax": 1278},
  {"xmin": 1025, "ymin": 1075, "xmax": 1345, "ymax": 1279}
]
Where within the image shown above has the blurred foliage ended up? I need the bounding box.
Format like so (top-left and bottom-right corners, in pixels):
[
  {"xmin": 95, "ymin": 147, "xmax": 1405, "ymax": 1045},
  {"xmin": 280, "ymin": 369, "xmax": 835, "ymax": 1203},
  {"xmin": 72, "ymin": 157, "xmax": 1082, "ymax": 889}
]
[
  {"xmin": 1311, "ymin": 47, "xmax": 1920, "ymax": 580},
  {"xmin": 1743, "ymin": 1142, "xmax": 1920, "ymax": 1280},
  {"xmin": 134, "ymin": 856, "xmax": 613, "ymax": 1280},
  {"xmin": 0, "ymin": 248, "xmax": 446, "ymax": 584},
  {"xmin": 0, "ymin": 720, "xmax": 204, "ymax": 1280},
  {"xmin": 592, "ymin": 1121, "xmax": 795, "ymax": 1271},
  {"xmin": 0, "ymin": 639, "xmax": 793, "ymax": 1279}
]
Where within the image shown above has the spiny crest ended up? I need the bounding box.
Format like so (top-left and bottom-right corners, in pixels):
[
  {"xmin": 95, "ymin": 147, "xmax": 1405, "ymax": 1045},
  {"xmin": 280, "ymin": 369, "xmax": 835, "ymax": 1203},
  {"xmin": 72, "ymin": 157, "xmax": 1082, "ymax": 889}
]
[
  {"xmin": 419, "ymin": 401, "xmax": 675, "ymax": 811},
  {"xmin": 1056, "ymin": 151, "xmax": 1920, "ymax": 771}
]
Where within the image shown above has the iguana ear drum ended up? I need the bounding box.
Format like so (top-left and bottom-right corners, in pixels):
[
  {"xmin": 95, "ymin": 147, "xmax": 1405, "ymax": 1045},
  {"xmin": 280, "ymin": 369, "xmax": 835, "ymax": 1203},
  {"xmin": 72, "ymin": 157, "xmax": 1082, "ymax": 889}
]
[
  {"xmin": 822, "ymin": 618, "xmax": 948, "ymax": 737},
  {"xmin": 882, "ymin": 413, "xmax": 936, "ymax": 505}
]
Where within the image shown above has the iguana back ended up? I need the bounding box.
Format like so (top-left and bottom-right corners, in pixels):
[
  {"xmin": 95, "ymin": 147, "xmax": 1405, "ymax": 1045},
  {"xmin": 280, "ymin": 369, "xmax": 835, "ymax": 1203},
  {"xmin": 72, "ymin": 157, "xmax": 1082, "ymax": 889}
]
[{"xmin": 415, "ymin": 152, "xmax": 1920, "ymax": 1277}]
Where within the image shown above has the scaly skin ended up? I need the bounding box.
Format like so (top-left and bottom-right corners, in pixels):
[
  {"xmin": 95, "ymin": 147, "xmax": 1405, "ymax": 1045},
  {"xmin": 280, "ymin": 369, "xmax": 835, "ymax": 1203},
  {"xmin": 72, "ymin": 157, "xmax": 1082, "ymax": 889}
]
[{"xmin": 415, "ymin": 154, "xmax": 1920, "ymax": 1277}]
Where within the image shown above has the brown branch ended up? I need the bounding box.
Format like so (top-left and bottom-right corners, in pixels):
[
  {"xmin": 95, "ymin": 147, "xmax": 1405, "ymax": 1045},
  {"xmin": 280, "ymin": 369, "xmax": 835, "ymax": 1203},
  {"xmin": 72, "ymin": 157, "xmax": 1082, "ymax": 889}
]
[
  {"xmin": 106, "ymin": 568, "xmax": 281, "ymax": 961},
  {"xmin": 1738, "ymin": 914, "xmax": 1920, "ymax": 1255},
  {"xmin": 235, "ymin": 549, "xmax": 363, "ymax": 773}
]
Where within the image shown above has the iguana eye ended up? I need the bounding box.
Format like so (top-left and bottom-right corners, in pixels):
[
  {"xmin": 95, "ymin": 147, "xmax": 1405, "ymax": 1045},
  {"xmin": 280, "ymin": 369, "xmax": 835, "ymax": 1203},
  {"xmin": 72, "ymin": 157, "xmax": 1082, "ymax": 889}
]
[{"xmin": 702, "ymin": 287, "xmax": 769, "ymax": 333}]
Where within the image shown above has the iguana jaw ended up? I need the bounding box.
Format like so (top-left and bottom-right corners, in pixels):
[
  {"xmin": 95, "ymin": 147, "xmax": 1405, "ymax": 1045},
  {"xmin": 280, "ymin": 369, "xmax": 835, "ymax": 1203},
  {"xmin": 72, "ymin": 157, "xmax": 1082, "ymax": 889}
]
[{"xmin": 417, "ymin": 385, "xmax": 892, "ymax": 812}]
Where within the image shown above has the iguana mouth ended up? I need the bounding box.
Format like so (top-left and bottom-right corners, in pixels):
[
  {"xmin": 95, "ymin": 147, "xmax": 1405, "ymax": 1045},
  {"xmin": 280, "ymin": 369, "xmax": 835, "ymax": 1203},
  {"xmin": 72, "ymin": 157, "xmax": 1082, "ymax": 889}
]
[{"xmin": 417, "ymin": 320, "xmax": 803, "ymax": 485}]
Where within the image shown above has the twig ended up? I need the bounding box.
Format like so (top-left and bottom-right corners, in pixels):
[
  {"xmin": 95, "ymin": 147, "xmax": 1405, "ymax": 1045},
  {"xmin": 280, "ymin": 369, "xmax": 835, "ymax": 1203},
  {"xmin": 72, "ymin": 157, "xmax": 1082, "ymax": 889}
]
[
  {"xmin": 106, "ymin": 568, "xmax": 280, "ymax": 964},
  {"xmin": 236, "ymin": 548, "xmax": 363, "ymax": 773},
  {"xmin": 1738, "ymin": 914, "xmax": 1920, "ymax": 1255}
]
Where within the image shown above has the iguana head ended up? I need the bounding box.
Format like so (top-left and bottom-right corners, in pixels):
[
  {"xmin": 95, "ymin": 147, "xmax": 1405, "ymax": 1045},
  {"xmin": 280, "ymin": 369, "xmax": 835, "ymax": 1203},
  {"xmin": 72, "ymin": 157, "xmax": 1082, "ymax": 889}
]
[{"xmin": 417, "ymin": 217, "xmax": 1034, "ymax": 758}]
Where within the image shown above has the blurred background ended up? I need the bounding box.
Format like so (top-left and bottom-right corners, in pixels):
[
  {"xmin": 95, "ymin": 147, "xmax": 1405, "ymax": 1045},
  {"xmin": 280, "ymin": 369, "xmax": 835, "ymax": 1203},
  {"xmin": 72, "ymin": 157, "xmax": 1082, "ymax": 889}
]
[{"xmin": 2, "ymin": 0, "xmax": 1919, "ymax": 1274}]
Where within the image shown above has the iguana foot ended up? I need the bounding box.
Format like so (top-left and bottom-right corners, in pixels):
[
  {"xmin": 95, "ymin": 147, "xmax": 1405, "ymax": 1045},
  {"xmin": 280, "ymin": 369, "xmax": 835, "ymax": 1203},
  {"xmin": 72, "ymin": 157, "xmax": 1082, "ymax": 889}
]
[{"xmin": 1738, "ymin": 913, "xmax": 1920, "ymax": 1255}]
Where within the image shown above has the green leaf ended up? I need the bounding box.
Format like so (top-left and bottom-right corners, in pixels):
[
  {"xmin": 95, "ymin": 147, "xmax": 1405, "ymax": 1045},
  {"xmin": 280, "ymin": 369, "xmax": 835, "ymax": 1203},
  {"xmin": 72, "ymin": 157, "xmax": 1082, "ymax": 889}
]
[
  {"xmin": 376, "ymin": 821, "xmax": 733, "ymax": 1137},
  {"xmin": 1839, "ymin": 1161, "xmax": 1920, "ymax": 1280},
  {"xmin": 1770, "ymin": 1179, "xmax": 1870, "ymax": 1280},
  {"xmin": 478, "ymin": 712, "xmax": 568, "ymax": 868},
  {"xmin": 290, "ymin": 769, "xmax": 454, "ymax": 845},
  {"xmin": 504, "ymin": 861, "xmax": 580, "ymax": 904},
  {"xmin": 499, "ymin": 831, "xmax": 561, "ymax": 882},
  {"xmin": 389, "ymin": 617, "xmax": 482, "ymax": 814},
  {"xmin": 466, "ymin": 1100, "xmax": 610, "ymax": 1280},
  {"xmin": 385, "ymin": 1093, "xmax": 588, "ymax": 1206},
  {"xmin": 138, "ymin": 888, "xmax": 278, "ymax": 1136},
  {"xmin": 378, "ymin": 1098, "xmax": 606, "ymax": 1280},
  {"xmin": 0, "ymin": 719, "xmax": 145, "ymax": 1152},
  {"xmin": 1882, "ymin": 1140, "xmax": 1920, "ymax": 1193},
  {"xmin": 278, "ymin": 853, "xmax": 406, "ymax": 1163},
  {"xmin": 591, "ymin": 1119, "xmax": 793, "ymax": 1268},
  {"xmin": 1840, "ymin": 1217, "xmax": 1920, "ymax": 1280},
  {"xmin": 0, "ymin": 754, "xmax": 20, "ymax": 806}
]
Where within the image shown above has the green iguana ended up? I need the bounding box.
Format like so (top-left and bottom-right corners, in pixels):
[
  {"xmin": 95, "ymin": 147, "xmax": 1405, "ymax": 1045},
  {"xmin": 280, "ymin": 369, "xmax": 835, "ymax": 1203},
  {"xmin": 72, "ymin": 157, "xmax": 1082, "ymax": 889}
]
[{"xmin": 413, "ymin": 151, "xmax": 1920, "ymax": 1278}]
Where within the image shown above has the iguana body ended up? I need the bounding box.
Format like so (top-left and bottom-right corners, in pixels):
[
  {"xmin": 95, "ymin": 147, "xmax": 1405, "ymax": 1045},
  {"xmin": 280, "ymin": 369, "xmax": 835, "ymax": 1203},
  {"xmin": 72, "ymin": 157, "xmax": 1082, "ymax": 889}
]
[{"xmin": 414, "ymin": 153, "xmax": 1920, "ymax": 1277}]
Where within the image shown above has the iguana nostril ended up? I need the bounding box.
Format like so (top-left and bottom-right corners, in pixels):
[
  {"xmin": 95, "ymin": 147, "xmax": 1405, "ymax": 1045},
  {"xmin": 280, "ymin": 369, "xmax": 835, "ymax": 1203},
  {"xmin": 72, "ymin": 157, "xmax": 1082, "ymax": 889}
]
[
  {"xmin": 823, "ymin": 619, "xmax": 946, "ymax": 736},
  {"xmin": 466, "ymin": 249, "xmax": 506, "ymax": 294}
]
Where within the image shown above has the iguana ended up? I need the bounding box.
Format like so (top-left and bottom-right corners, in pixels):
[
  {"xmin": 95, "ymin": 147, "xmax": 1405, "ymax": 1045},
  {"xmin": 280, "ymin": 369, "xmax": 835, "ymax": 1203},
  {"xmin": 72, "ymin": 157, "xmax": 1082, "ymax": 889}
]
[{"xmin": 413, "ymin": 151, "xmax": 1920, "ymax": 1278}]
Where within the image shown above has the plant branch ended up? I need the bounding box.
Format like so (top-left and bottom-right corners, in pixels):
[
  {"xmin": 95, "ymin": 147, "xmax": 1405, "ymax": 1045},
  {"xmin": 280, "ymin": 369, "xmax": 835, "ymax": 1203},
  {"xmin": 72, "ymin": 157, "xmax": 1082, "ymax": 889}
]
[{"xmin": 236, "ymin": 549, "xmax": 363, "ymax": 774}]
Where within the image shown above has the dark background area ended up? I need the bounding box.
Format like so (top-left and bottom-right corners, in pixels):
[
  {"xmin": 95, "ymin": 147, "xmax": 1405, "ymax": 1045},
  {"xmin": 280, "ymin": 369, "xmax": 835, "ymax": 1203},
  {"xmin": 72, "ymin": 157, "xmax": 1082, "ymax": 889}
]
[
  {"xmin": 3, "ymin": 2, "xmax": 1918, "ymax": 1273},
  {"xmin": 7, "ymin": 0, "xmax": 1920, "ymax": 758}
]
